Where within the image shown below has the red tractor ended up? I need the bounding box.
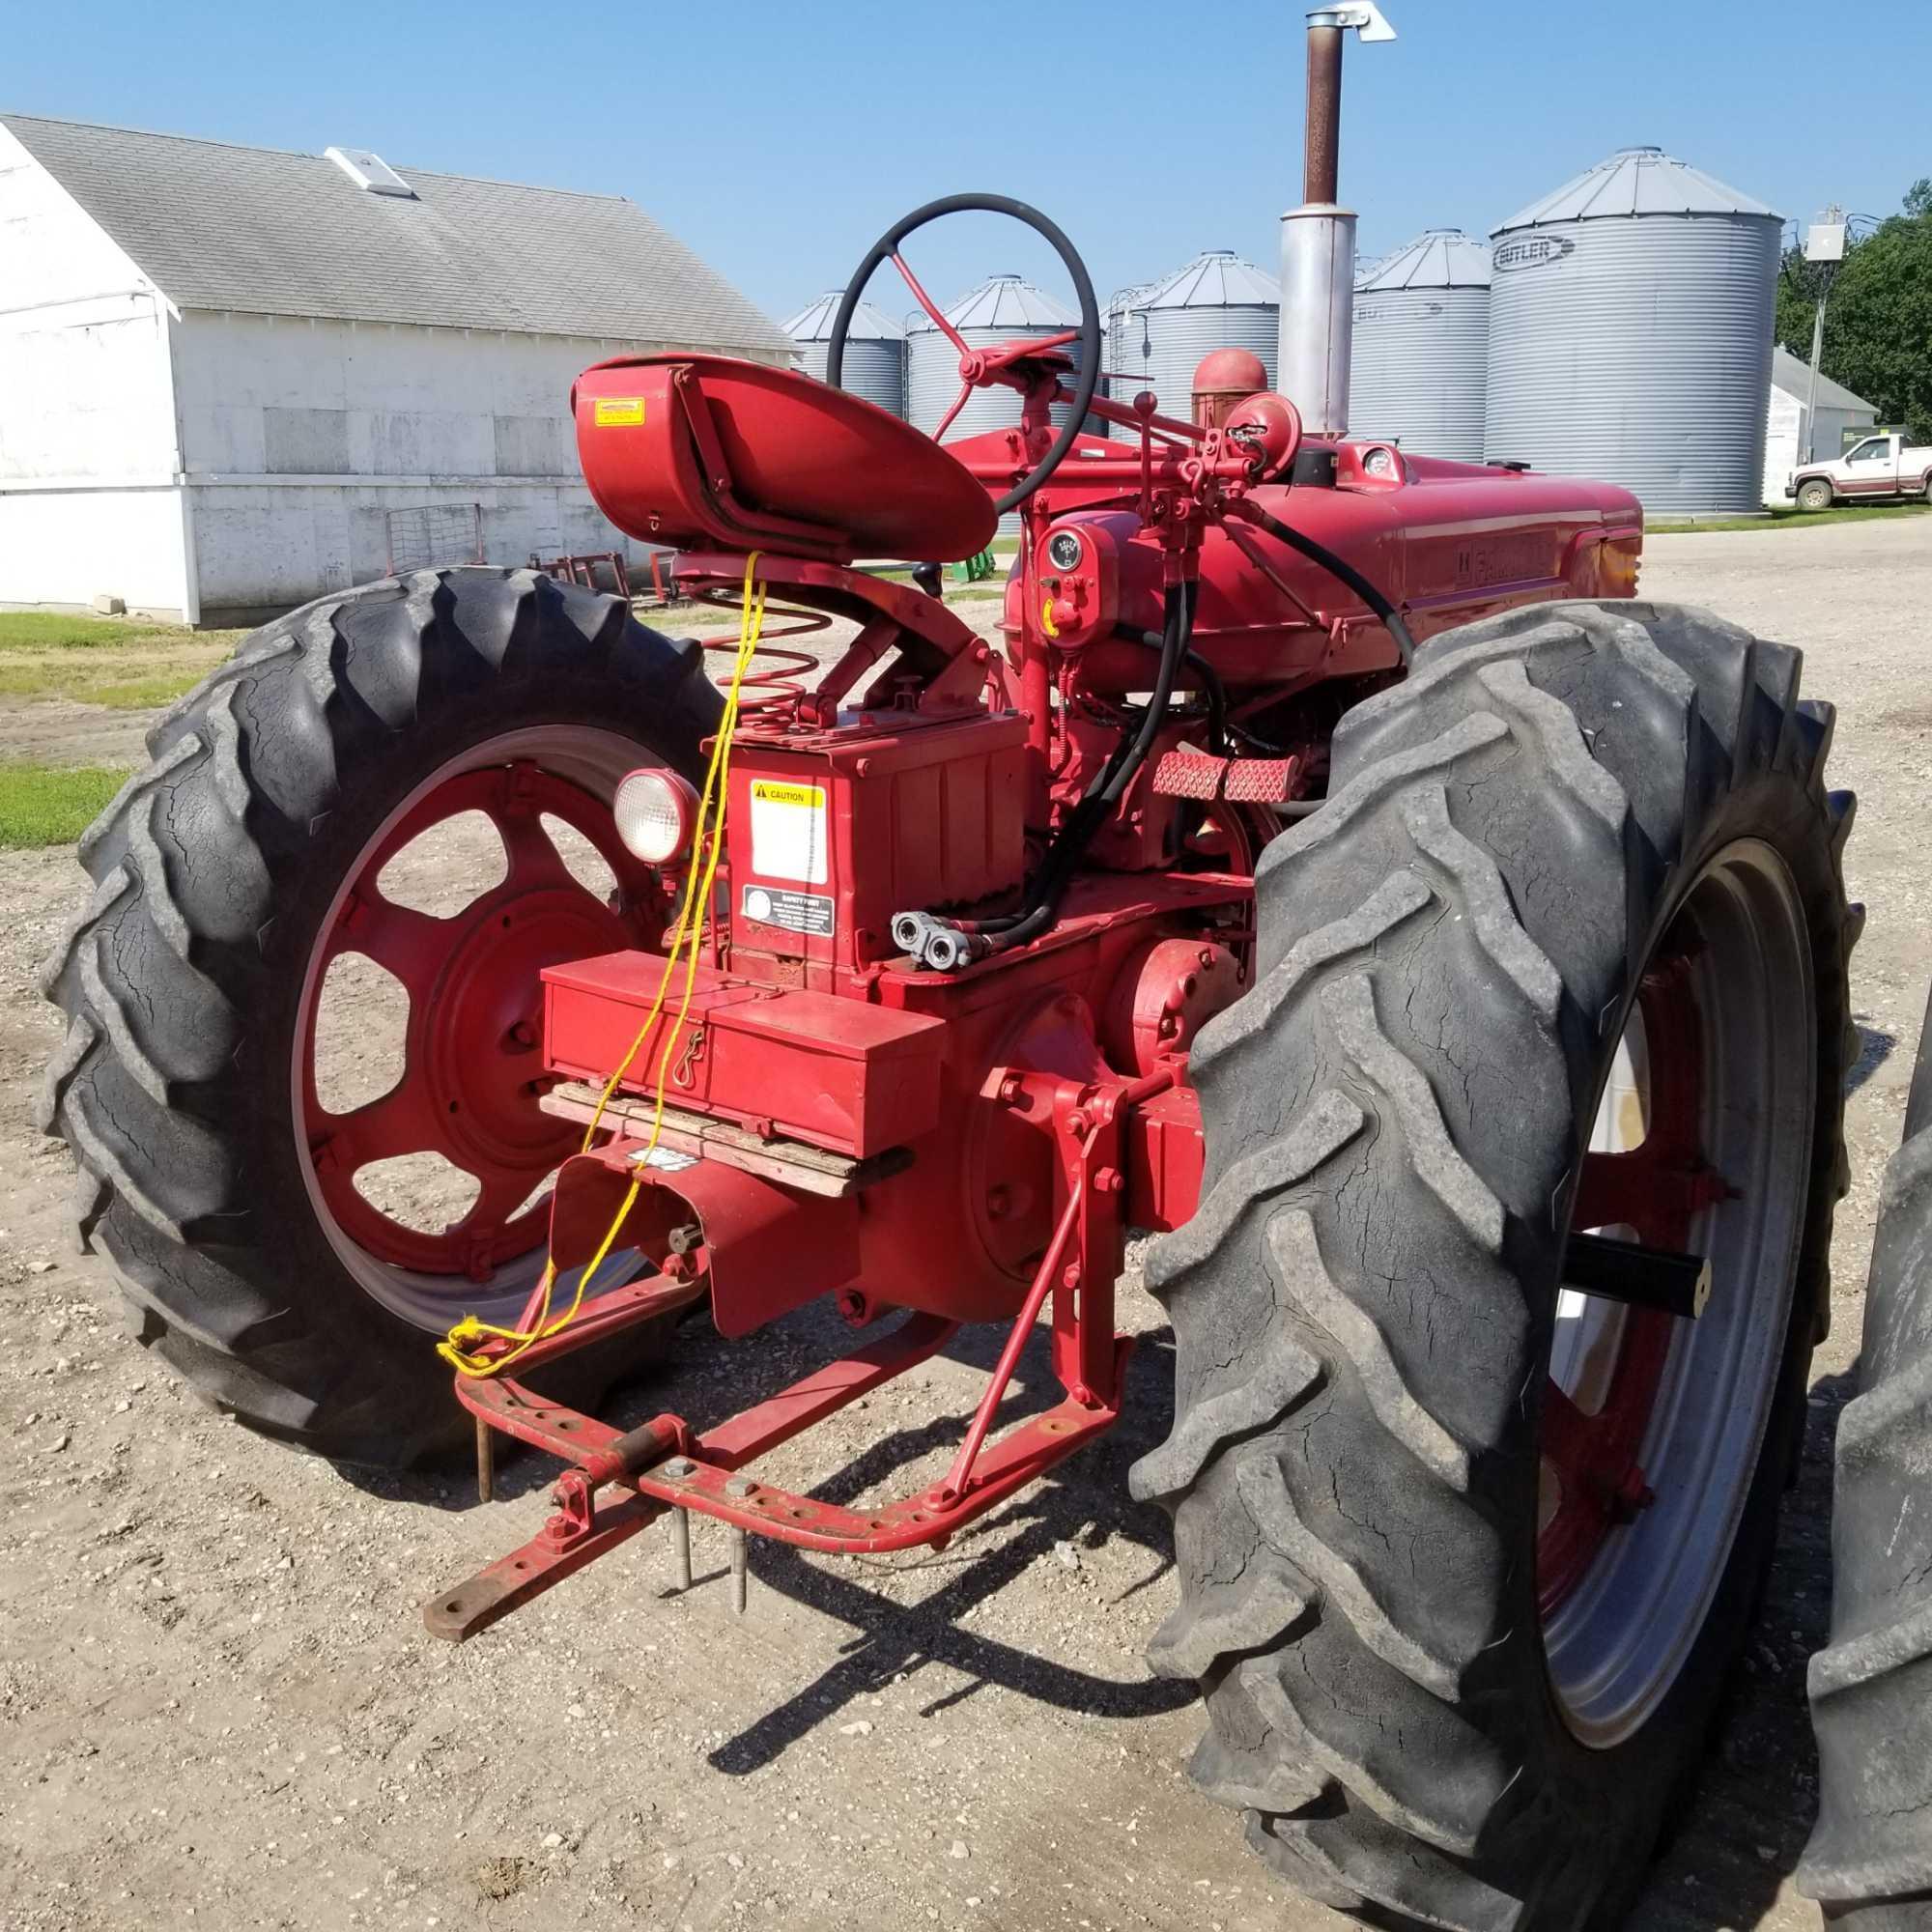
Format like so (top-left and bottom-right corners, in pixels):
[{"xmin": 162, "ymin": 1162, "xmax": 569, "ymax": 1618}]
[{"xmin": 40, "ymin": 20, "xmax": 1858, "ymax": 1929}]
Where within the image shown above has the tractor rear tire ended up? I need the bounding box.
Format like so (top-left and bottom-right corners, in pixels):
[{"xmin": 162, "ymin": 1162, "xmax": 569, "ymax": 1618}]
[
  {"xmin": 39, "ymin": 567, "xmax": 721, "ymax": 1467},
  {"xmin": 1136, "ymin": 600, "xmax": 1855, "ymax": 1930},
  {"xmin": 1800, "ymin": 984, "xmax": 1932, "ymax": 1928}
]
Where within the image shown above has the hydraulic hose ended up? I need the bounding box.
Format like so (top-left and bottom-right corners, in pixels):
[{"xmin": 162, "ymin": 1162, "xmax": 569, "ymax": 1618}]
[
  {"xmin": 1114, "ymin": 621, "xmax": 1227, "ymax": 755},
  {"xmin": 920, "ymin": 724, "xmax": 1138, "ymax": 946},
  {"xmin": 893, "ymin": 582, "xmax": 1197, "ymax": 969},
  {"xmin": 1234, "ymin": 504, "xmax": 1415, "ymax": 668},
  {"xmin": 976, "ymin": 578, "xmax": 1196, "ymax": 956},
  {"xmin": 898, "ymin": 508, "xmax": 1406, "ymax": 972}
]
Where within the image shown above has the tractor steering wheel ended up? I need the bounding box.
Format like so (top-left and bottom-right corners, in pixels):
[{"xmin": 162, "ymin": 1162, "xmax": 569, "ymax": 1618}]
[{"xmin": 826, "ymin": 193, "xmax": 1102, "ymax": 517}]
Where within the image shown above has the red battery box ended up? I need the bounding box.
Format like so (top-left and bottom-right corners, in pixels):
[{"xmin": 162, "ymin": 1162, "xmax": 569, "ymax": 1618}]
[{"xmin": 724, "ymin": 709, "xmax": 1028, "ymax": 983}]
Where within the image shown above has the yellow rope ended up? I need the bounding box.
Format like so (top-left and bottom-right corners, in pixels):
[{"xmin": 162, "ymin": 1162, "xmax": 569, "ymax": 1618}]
[{"xmin": 439, "ymin": 555, "xmax": 768, "ymax": 1378}]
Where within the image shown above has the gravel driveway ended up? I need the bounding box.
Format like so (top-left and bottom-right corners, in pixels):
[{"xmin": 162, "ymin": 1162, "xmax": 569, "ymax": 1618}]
[{"xmin": 1, "ymin": 516, "xmax": 1925, "ymax": 1932}]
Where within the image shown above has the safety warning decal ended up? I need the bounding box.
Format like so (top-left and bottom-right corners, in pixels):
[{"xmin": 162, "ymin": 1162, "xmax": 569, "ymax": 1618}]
[
  {"xmin": 748, "ymin": 778, "xmax": 829, "ymax": 884},
  {"xmin": 741, "ymin": 884, "xmax": 834, "ymax": 937},
  {"xmin": 592, "ymin": 396, "xmax": 647, "ymax": 427}
]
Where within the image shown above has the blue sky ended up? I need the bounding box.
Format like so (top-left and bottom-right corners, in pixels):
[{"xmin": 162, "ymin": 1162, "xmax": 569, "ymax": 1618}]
[{"xmin": 7, "ymin": 0, "xmax": 1927, "ymax": 325}]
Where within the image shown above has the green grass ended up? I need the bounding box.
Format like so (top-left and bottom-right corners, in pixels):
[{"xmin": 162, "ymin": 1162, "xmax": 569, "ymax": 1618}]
[
  {"xmin": 1650, "ymin": 501, "xmax": 1932, "ymax": 535},
  {"xmin": 0, "ymin": 611, "xmax": 201, "ymax": 651},
  {"xmin": 86, "ymin": 672, "xmax": 209, "ymax": 710},
  {"xmin": 0, "ymin": 614, "xmax": 240, "ymax": 707},
  {"xmin": 0, "ymin": 762, "xmax": 131, "ymax": 848}
]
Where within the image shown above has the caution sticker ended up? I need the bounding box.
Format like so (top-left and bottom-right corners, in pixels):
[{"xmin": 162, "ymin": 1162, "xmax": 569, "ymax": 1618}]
[
  {"xmin": 741, "ymin": 884, "xmax": 834, "ymax": 937},
  {"xmin": 748, "ymin": 778, "xmax": 829, "ymax": 884},
  {"xmin": 592, "ymin": 396, "xmax": 646, "ymax": 427}
]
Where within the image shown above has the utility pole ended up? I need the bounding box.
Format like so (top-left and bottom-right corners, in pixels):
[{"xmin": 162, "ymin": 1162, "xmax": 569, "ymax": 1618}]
[{"xmin": 1802, "ymin": 207, "xmax": 1847, "ymax": 465}]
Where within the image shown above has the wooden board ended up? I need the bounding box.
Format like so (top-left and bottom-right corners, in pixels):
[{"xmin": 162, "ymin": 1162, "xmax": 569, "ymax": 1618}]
[{"xmin": 539, "ymin": 1082, "xmax": 912, "ymax": 1200}]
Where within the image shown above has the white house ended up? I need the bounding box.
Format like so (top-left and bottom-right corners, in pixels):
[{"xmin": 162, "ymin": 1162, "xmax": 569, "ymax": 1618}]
[
  {"xmin": 1764, "ymin": 344, "xmax": 1877, "ymax": 506},
  {"xmin": 0, "ymin": 115, "xmax": 789, "ymax": 625}
]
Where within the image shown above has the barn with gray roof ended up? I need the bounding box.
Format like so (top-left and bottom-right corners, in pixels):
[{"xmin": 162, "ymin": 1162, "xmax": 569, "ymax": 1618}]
[{"xmin": 0, "ymin": 113, "xmax": 787, "ymax": 624}]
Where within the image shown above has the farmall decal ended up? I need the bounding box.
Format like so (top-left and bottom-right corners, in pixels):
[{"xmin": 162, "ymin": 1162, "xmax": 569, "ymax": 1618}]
[
  {"xmin": 1454, "ymin": 532, "xmax": 1551, "ymax": 588},
  {"xmin": 1492, "ymin": 235, "xmax": 1576, "ymax": 273}
]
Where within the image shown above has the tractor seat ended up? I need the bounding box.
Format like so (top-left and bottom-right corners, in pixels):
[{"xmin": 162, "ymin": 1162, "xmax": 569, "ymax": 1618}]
[{"xmin": 575, "ymin": 354, "xmax": 999, "ymax": 565}]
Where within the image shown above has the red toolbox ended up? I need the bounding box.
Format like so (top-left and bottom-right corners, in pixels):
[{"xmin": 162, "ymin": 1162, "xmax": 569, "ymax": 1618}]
[{"xmin": 542, "ymin": 953, "xmax": 946, "ymax": 1157}]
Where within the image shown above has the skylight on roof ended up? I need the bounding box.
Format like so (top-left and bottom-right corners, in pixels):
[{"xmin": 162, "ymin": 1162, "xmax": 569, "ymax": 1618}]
[{"xmin": 324, "ymin": 146, "xmax": 416, "ymax": 199}]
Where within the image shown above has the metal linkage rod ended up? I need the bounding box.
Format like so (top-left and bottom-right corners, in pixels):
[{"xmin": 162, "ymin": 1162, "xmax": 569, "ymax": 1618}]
[{"xmin": 1564, "ymin": 1232, "xmax": 1711, "ymax": 1321}]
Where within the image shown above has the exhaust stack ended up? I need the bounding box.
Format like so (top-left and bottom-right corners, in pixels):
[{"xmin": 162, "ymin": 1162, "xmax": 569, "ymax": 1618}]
[{"xmin": 1277, "ymin": 4, "xmax": 1396, "ymax": 438}]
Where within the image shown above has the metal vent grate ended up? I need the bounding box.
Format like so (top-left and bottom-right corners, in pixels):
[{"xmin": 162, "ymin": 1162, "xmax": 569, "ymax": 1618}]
[{"xmin": 384, "ymin": 502, "xmax": 483, "ymax": 576}]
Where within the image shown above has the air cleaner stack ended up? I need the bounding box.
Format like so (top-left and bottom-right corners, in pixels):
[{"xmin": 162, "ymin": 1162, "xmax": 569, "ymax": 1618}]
[{"xmin": 1276, "ymin": 2, "xmax": 1397, "ymax": 437}]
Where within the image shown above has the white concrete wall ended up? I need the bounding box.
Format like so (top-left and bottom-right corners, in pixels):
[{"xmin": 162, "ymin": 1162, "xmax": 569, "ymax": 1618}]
[
  {"xmin": 1, "ymin": 134, "xmax": 790, "ymax": 624},
  {"xmin": 0, "ymin": 488, "xmax": 190, "ymax": 619},
  {"xmin": 1764, "ymin": 386, "xmax": 1802, "ymax": 505},
  {"xmin": 1764, "ymin": 383, "xmax": 1878, "ymax": 504},
  {"xmin": 171, "ymin": 312, "xmax": 770, "ymax": 620},
  {"xmin": 0, "ymin": 126, "xmax": 191, "ymax": 616}
]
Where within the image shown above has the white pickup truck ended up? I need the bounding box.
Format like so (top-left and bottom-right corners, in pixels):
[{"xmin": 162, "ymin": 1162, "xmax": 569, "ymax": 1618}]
[{"xmin": 1788, "ymin": 430, "xmax": 1932, "ymax": 510}]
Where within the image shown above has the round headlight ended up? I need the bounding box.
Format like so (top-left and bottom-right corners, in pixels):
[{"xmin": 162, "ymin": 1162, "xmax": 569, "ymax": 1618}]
[
  {"xmin": 613, "ymin": 767, "xmax": 698, "ymax": 865},
  {"xmin": 1046, "ymin": 529, "xmax": 1084, "ymax": 571}
]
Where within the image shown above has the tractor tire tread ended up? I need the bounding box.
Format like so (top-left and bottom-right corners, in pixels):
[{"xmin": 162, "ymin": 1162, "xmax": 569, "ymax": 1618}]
[
  {"xmin": 38, "ymin": 566, "xmax": 718, "ymax": 1465},
  {"xmin": 1140, "ymin": 598, "xmax": 1853, "ymax": 1929},
  {"xmin": 1801, "ymin": 985, "xmax": 1932, "ymax": 1921}
]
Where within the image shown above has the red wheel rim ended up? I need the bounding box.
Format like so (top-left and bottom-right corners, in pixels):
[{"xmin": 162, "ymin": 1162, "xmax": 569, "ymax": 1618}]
[
  {"xmin": 301, "ymin": 757, "xmax": 664, "ymax": 1281},
  {"xmin": 1538, "ymin": 840, "xmax": 1814, "ymax": 1746},
  {"xmin": 1537, "ymin": 949, "xmax": 1723, "ymax": 1617}
]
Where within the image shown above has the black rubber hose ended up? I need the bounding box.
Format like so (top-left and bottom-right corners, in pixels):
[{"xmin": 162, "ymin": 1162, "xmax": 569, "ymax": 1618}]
[
  {"xmin": 980, "ymin": 580, "xmax": 1195, "ymax": 953},
  {"xmin": 951, "ymin": 588, "xmax": 1193, "ymax": 940},
  {"xmin": 954, "ymin": 671, "xmax": 1154, "ymax": 938},
  {"xmin": 1097, "ymin": 580, "xmax": 1194, "ymax": 810},
  {"xmin": 912, "ymin": 584, "xmax": 1197, "ymax": 954},
  {"xmin": 1114, "ymin": 621, "xmax": 1227, "ymax": 755},
  {"xmin": 948, "ymin": 724, "xmax": 1139, "ymax": 937},
  {"xmin": 1236, "ymin": 505, "xmax": 1415, "ymax": 668}
]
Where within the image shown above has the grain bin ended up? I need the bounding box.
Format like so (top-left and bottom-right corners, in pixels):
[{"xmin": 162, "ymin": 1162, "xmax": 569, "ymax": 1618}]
[
  {"xmin": 1105, "ymin": 283, "xmax": 1154, "ymax": 432},
  {"xmin": 1349, "ymin": 229, "xmax": 1491, "ymax": 462},
  {"xmin": 905, "ymin": 273, "xmax": 1090, "ymax": 440},
  {"xmin": 781, "ymin": 293, "xmax": 906, "ymax": 417},
  {"xmin": 1115, "ymin": 251, "xmax": 1279, "ymax": 426},
  {"xmin": 1484, "ymin": 146, "xmax": 1781, "ymax": 516}
]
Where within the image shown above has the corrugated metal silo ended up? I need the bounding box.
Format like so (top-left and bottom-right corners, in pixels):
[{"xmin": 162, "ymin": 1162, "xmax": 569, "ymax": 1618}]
[
  {"xmin": 781, "ymin": 293, "xmax": 907, "ymax": 417},
  {"xmin": 905, "ymin": 274, "xmax": 1090, "ymax": 440},
  {"xmin": 1105, "ymin": 283, "xmax": 1154, "ymax": 435},
  {"xmin": 1116, "ymin": 251, "xmax": 1279, "ymax": 425},
  {"xmin": 1484, "ymin": 146, "xmax": 1781, "ymax": 515},
  {"xmin": 1349, "ymin": 229, "xmax": 1491, "ymax": 461}
]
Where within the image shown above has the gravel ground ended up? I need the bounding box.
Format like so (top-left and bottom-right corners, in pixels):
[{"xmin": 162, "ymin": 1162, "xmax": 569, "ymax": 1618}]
[{"xmin": 1, "ymin": 518, "xmax": 1926, "ymax": 1932}]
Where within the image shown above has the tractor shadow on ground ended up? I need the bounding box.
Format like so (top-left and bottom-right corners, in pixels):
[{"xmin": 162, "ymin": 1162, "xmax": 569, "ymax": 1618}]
[
  {"xmin": 336, "ymin": 1293, "xmax": 1196, "ymax": 1769},
  {"xmin": 692, "ymin": 1315, "xmax": 1195, "ymax": 1776},
  {"xmin": 1632, "ymin": 1362, "xmax": 1855, "ymax": 1930},
  {"xmin": 661, "ymin": 1299, "xmax": 1193, "ymax": 1771},
  {"xmin": 333, "ymin": 1308, "xmax": 1869, "ymax": 1888}
]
